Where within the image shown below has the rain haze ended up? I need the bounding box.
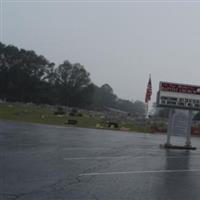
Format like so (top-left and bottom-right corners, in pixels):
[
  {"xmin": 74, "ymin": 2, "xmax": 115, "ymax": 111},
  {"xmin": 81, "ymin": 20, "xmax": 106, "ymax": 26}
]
[
  {"xmin": 2, "ymin": 0, "xmax": 200, "ymax": 102},
  {"xmin": 3, "ymin": 2, "xmax": 200, "ymax": 200}
]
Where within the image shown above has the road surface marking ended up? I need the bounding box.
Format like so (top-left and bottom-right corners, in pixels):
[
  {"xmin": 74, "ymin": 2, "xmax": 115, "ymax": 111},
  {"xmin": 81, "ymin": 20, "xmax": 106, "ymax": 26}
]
[
  {"xmin": 63, "ymin": 147, "xmax": 109, "ymax": 150},
  {"xmin": 64, "ymin": 155, "xmax": 200, "ymax": 161},
  {"xmin": 80, "ymin": 169, "xmax": 200, "ymax": 176},
  {"xmin": 64, "ymin": 156, "xmax": 130, "ymax": 160}
]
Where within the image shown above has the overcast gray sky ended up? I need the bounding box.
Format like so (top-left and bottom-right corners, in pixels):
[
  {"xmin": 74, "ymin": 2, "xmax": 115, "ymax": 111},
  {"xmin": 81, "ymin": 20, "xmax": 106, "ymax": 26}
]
[{"xmin": 1, "ymin": 0, "xmax": 200, "ymax": 102}]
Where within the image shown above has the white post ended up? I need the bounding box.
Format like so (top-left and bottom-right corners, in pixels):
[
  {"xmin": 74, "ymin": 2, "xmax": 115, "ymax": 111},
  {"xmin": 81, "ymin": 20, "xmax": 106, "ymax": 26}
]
[
  {"xmin": 185, "ymin": 110, "xmax": 193, "ymax": 147},
  {"xmin": 166, "ymin": 109, "xmax": 174, "ymax": 146},
  {"xmin": 145, "ymin": 103, "xmax": 149, "ymax": 119}
]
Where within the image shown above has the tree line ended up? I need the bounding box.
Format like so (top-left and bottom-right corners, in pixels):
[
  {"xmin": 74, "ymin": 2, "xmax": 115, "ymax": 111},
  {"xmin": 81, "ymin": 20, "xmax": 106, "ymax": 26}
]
[{"xmin": 0, "ymin": 42, "xmax": 145, "ymax": 115}]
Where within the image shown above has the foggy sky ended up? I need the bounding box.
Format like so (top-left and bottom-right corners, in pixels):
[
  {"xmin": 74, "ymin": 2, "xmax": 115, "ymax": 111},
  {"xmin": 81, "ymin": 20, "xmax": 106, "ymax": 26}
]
[{"xmin": 2, "ymin": 0, "xmax": 200, "ymax": 103}]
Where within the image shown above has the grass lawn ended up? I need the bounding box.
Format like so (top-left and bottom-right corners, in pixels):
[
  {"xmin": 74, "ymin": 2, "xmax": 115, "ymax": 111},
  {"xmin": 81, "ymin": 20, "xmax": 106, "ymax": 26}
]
[{"xmin": 0, "ymin": 103, "xmax": 152, "ymax": 133}]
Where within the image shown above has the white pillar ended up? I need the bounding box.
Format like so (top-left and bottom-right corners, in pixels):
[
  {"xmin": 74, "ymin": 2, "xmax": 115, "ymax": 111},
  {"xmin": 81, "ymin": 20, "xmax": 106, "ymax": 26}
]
[
  {"xmin": 145, "ymin": 103, "xmax": 149, "ymax": 119},
  {"xmin": 166, "ymin": 109, "xmax": 174, "ymax": 146},
  {"xmin": 185, "ymin": 110, "xmax": 193, "ymax": 147}
]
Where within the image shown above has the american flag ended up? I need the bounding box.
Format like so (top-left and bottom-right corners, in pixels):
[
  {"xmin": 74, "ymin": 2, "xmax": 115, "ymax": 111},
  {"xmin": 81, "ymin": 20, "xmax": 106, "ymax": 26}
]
[{"xmin": 145, "ymin": 76, "xmax": 152, "ymax": 103}]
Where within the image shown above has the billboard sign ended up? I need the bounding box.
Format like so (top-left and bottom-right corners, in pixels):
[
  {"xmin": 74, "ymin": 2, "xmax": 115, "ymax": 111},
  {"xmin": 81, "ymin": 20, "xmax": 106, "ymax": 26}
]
[{"xmin": 157, "ymin": 82, "xmax": 200, "ymax": 110}]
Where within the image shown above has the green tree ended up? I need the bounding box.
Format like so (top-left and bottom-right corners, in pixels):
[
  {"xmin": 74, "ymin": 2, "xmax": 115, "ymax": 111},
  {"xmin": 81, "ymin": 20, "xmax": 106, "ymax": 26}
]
[
  {"xmin": 92, "ymin": 84, "xmax": 117, "ymax": 108},
  {"xmin": 115, "ymin": 99, "xmax": 145, "ymax": 116},
  {"xmin": 55, "ymin": 60, "xmax": 93, "ymax": 107},
  {"xmin": 0, "ymin": 42, "xmax": 54, "ymax": 103}
]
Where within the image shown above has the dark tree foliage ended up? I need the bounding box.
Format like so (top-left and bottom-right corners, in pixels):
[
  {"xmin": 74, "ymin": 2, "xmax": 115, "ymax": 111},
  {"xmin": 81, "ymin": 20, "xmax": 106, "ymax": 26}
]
[
  {"xmin": 0, "ymin": 43, "xmax": 54, "ymax": 103},
  {"xmin": 153, "ymin": 106, "xmax": 170, "ymax": 118},
  {"xmin": 194, "ymin": 112, "xmax": 200, "ymax": 121},
  {"xmin": 54, "ymin": 60, "xmax": 93, "ymax": 107},
  {"xmin": 92, "ymin": 84, "xmax": 117, "ymax": 108},
  {"xmin": 0, "ymin": 42, "xmax": 146, "ymax": 115},
  {"xmin": 92, "ymin": 83, "xmax": 145, "ymax": 115},
  {"xmin": 0, "ymin": 43, "xmax": 95, "ymax": 107},
  {"xmin": 116, "ymin": 99, "xmax": 145, "ymax": 115}
]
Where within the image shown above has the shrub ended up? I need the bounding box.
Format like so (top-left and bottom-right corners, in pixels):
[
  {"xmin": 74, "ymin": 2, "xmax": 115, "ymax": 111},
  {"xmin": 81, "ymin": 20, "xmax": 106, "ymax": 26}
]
[{"xmin": 54, "ymin": 107, "xmax": 66, "ymax": 115}]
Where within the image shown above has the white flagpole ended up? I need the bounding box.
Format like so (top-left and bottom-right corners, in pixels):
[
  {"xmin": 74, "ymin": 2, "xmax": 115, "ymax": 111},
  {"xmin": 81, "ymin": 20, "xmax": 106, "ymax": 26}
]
[
  {"xmin": 145, "ymin": 102, "xmax": 149, "ymax": 119},
  {"xmin": 145, "ymin": 74, "xmax": 151, "ymax": 119}
]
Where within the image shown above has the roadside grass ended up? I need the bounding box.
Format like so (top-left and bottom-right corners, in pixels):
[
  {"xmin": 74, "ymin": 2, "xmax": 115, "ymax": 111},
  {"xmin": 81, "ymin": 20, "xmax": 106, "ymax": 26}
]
[
  {"xmin": 0, "ymin": 103, "xmax": 65, "ymax": 125},
  {"xmin": 0, "ymin": 103, "xmax": 152, "ymax": 133},
  {"xmin": 120, "ymin": 122, "xmax": 151, "ymax": 133},
  {"xmin": 0, "ymin": 103, "xmax": 104, "ymax": 128}
]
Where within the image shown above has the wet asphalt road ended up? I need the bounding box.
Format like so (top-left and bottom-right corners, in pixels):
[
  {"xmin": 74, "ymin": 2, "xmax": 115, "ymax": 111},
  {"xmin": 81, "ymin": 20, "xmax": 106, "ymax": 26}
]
[{"xmin": 1, "ymin": 121, "xmax": 200, "ymax": 199}]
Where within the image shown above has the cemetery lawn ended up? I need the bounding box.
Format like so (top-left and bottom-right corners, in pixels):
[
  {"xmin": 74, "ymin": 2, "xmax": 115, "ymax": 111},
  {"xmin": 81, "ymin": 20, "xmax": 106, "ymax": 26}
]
[{"xmin": 0, "ymin": 103, "xmax": 151, "ymax": 133}]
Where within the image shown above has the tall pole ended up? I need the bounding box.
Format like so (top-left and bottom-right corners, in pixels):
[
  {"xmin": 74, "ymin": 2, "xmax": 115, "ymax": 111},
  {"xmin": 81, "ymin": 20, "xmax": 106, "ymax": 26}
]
[
  {"xmin": 145, "ymin": 102, "xmax": 149, "ymax": 119},
  {"xmin": 145, "ymin": 74, "xmax": 152, "ymax": 119}
]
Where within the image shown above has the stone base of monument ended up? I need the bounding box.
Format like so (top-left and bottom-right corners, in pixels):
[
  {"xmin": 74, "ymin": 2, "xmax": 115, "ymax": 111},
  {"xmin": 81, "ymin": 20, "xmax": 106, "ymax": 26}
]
[{"xmin": 160, "ymin": 144, "xmax": 197, "ymax": 150}]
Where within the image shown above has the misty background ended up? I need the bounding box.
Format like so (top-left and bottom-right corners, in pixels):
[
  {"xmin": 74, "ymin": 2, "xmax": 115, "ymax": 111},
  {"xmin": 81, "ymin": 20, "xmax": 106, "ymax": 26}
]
[{"xmin": 2, "ymin": 0, "xmax": 200, "ymax": 103}]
